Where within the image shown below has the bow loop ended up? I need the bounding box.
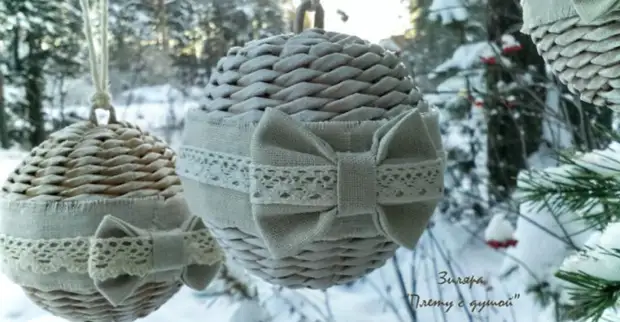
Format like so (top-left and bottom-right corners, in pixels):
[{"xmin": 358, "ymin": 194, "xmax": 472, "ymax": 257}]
[
  {"xmin": 251, "ymin": 107, "xmax": 337, "ymax": 166},
  {"xmin": 89, "ymin": 215, "xmax": 221, "ymax": 306},
  {"xmin": 373, "ymin": 102, "xmax": 440, "ymax": 162},
  {"xmin": 250, "ymin": 108, "xmax": 444, "ymax": 259},
  {"xmin": 371, "ymin": 105, "xmax": 443, "ymax": 249},
  {"xmin": 572, "ymin": 0, "xmax": 620, "ymax": 22}
]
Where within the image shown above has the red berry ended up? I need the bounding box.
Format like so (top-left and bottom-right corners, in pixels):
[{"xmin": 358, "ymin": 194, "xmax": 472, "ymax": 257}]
[
  {"xmin": 481, "ymin": 56, "xmax": 496, "ymax": 64},
  {"xmin": 502, "ymin": 45, "xmax": 522, "ymax": 54},
  {"xmin": 486, "ymin": 239, "xmax": 518, "ymax": 249},
  {"xmin": 486, "ymin": 240, "xmax": 500, "ymax": 248}
]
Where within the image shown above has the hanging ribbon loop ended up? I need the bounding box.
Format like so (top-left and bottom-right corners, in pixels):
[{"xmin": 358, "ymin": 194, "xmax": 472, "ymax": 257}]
[
  {"xmin": 79, "ymin": 0, "xmax": 117, "ymax": 125},
  {"xmin": 294, "ymin": 0, "xmax": 325, "ymax": 33}
]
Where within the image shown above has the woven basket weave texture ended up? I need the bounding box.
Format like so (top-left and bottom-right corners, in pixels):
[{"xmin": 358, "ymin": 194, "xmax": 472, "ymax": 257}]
[
  {"xmin": 3, "ymin": 121, "xmax": 181, "ymax": 200},
  {"xmin": 185, "ymin": 28, "xmax": 426, "ymax": 289},
  {"xmin": 23, "ymin": 282, "xmax": 182, "ymax": 322},
  {"xmin": 2, "ymin": 120, "xmax": 184, "ymax": 321},
  {"xmin": 202, "ymin": 28, "xmax": 421, "ymax": 121},
  {"xmin": 528, "ymin": 17, "xmax": 620, "ymax": 111}
]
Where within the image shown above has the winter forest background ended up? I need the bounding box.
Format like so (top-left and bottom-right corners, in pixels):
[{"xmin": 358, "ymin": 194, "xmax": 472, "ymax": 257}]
[{"xmin": 0, "ymin": 0, "xmax": 616, "ymax": 321}]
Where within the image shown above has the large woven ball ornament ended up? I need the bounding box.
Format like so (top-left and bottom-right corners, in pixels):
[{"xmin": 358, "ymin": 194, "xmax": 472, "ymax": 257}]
[
  {"xmin": 176, "ymin": 0, "xmax": 445, "ymax": 289},
  {"xmin": 0, "ymin": 1, "xmax": 223, "ymax": 318},
  {"xmin": 521, "ymin": 0, "xmax": 620, "ymax": 111},
  {"xmin": 0, "ymin": 114, "xmax": 224, "ymax": 321}
]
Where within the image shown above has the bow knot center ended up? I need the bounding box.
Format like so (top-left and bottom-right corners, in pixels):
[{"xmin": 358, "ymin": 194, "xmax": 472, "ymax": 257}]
[
  {"xmin": 151, "ymin": 230, "xmax": 186, "ymax": 272},
  {"xmin": 336, "ymin": 152, "xmax": 377, "ymax": 216}
]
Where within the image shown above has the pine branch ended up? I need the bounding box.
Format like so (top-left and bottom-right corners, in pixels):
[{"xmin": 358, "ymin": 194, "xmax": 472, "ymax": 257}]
[
  {"xmin": 520, "ymin": 178, "xmax": 620, "ymax": 228},
  {"xmin": 517, "ymin": 144, "xmax": 620, "ymax": 229},
  {"xmin": 517, "ymin": 141, "xmax": 620, "ymax": 320},
  {"xmin": 555, "ymin": 270, "xmax": 620, "ymax": 321}
]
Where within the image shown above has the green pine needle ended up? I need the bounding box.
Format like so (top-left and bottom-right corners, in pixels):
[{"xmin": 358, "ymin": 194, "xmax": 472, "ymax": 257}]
[
  {"xmin": 516, "ymin": 130, "xmax": 620, "ymax": 320},
  {"xmin": 556, "ymin": 270, "xmax": 620, "ymax": 321},
  {"xmin": 517, "ymin": 164, "xmax": 620, "ymax": 230}
]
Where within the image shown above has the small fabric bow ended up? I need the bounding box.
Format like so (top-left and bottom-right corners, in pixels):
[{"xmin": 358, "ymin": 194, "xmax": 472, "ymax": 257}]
[
  {"xmin": 250, "ymin": 108, "xmax": 444, "ymax": 259},
  {"xmin": 89, "ymin": 215, "xmax": 221, "ymax": 306},
  {"xmin": 572, "ymin": 0, "xmax": 620, "ymax": 22}
]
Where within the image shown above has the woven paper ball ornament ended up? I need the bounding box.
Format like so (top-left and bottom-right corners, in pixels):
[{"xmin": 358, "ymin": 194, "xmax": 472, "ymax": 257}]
[
  {"xmin": 176, "ymin": 0, "xmax": 445, "ymax": 289},
  {"xmin": 0, "ymin": 1, "xmax": 222, "ymax": 321},
  {"xmin": 521, "ymin": 0, "xmax": 620, "ymax": 111}
]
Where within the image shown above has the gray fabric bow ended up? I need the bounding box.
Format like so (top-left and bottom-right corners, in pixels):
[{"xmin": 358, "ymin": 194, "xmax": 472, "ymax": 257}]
[
  {"xmin": 90, "ymin": 215, "xmax": 220, "ymax": 306},
  {"xmin": 250, "ymin": 108, "xmax": 444, "ymax": 259},
  {"xmin": 572, "ymin": 0, "xmax": 620, "ymax": 22}
]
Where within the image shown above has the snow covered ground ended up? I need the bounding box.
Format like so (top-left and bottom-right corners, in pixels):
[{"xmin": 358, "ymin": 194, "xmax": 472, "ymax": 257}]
[{"xmin": 0, "ymin": 85, "xmax": 554, "ymax": 322}]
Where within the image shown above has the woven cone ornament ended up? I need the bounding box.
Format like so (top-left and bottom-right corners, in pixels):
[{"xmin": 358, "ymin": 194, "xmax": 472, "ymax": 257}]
[
  {"xmin": 176, "ymin": 0, "xmax": 445, "ymax": 289},
  {"xmin": 0, "ymin": 1, "xmax": 222, "ymax": 321},
  {"xmin": 521, "ymin": 0, "xmax": 620, "ymax": 111}
]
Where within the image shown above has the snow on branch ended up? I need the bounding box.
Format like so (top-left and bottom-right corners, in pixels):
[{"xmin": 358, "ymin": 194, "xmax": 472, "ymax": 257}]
[
  {"xmin": 516, "ymin": 142, "xmax": 620, "ymax": 228},
  {"xmin": 517, "ymin": 141, "xmax": 620, "ymax": 321},
  {"xmin": 432, "ymin": 41, "xmax": 501, "ymax": 75},
  {"xmin": 428, "ymin": 0, "xmax": 468, "ymax": 24},
  {"xmin": 555, "ymin": 222, "xmax": 620, "ymax": 321}
]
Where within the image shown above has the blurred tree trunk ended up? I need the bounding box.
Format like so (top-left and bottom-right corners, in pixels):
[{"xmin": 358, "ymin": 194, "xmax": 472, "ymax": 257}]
[
  {"xmin": 565, "ymin": 93, "xmax": 613, "ymax": 150},
  {"xmin": 155, "ymin": 0, "xmax": 169, "ymax": 52},
  {"xmin": 25, "ymin": 33, "xmax": 45, "ymax": 148},
  {"xmin": 409, "ymin": 0, "xmax": 426, "ymax": 38},
  {"xmin": 485, "ymin": 0, "xmax": 546, "ymax": 201},
  {"xmin": 0, "ymin": 72, "xmax": 9, "ymax": 149}
]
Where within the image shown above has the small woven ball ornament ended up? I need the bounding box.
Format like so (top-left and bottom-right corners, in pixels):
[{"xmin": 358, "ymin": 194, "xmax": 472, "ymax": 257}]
[
  {"xmin": 176, "ymin": 0, "xmax": 445, "ymax": 289},
  {"xmin": 0, "ymin": 0, "xmax": 222, "ymax": 321},
  {"xmin": 521, "ymin": 0, "xmax": 620, "ymax": 111}
]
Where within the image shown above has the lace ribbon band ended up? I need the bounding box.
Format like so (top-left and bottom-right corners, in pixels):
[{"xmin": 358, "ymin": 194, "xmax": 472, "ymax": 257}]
[
  {"xmin": 176, "ymin": 146, "xmax": 443, "ymax": 204},
  {"xmin": 177, "ymin": 107, "xmax": 445, "ymax": 259},
  {"xmin": 0, "ymin": 214, "xmax": 223, "ymax": 305},
  {"xmin": 0, "ymin": 224, "xmax": 220, "ymax": 279}
]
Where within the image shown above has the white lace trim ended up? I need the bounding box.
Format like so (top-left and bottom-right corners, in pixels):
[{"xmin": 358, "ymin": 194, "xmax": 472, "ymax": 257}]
[
  {"xmin": 177, "ymin": 146, "xmax": 444, "ymax": 205},
  {"xmin": 0, "ymin": 230, "xmax": 222, "ymax": 280},
  {"xmin": 178, "ymin": 147, "xmax": 252, "ymax": 193}
]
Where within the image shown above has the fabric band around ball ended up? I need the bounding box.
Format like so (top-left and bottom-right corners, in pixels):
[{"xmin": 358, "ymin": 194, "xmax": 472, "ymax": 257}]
[
  {"xmin": 0, "ymin": 196, "xmax": 223, "ymax": 306},
  {"xmin": 176, "ymin": 107, "xmax": 445, "ymax": 259}
]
